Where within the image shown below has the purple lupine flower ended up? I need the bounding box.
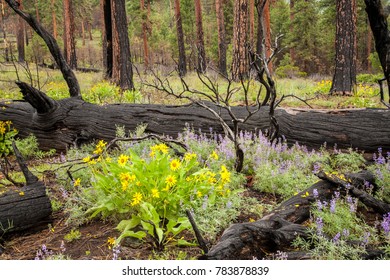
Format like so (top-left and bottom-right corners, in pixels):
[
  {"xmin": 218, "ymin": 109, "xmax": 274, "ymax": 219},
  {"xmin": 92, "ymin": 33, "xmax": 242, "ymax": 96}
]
[
  {"xmin": 381, "ymin": 213, "xmax": 390, "ymax": 235},
  {"xmin": 346, "ymin": 196, "xmax": 357, "ymax": 212},
  {"xmin": 375, "ymin": 168, "xmax": 384, "ymax": 181},
  {"xmin": 342, "ymin": 229, "xmax": 350, "ymax": 238},
  {"xmin": 312, "ymin": 163, "xmax": 321, "ymax": 174},
  {"xmin": 361, "ymin": 232, "xmax": 370, "ymax": 246},
  {"xmin": 334, "ymin": 191, "xmax": 340, "ymax": 199},
  {"xmin": 274, "ymin": 250, "xmax": 288, "ymax": 260},
  {"xmin": 330, "ymin": 199, "xmax": 337, "ymax": 213},
  {"xmin": 316, "ymin": 217, "xmax": 324, "ymax": 236},
  {"xmin": 112, "ymin": 245, "xmax": 121, "ymax": 260},
  {"xmin": 226, "ymin": 201, "xmax": 233, "ymax": 209},
  {"xmin": 332, "ymin": 232, "xmax": 341, "ymax": 243},
  {"xmin": 313, "ymin": 189, "xmax": 319, "ymax": 199}
]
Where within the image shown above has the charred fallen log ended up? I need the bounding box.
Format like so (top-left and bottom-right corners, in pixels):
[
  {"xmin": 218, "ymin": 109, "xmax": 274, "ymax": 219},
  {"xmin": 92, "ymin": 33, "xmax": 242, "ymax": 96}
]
[
  {"xmin": 0, "ymin": 144, "xmax": 52, "ymax": 236},
  {"xmin": 203, "ymin": 170, "xmax": 384, "ymax": 260},
  {"xmin": 1, "ymin": 82, "xmax": 389, "ymax": 152}
]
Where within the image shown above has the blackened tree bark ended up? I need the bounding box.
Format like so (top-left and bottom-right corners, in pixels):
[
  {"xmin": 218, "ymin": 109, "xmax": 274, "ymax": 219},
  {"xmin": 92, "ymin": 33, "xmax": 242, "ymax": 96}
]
[
  {"xmin": 194, "ymin": 0, "xmax": 206, "ymax": 73},
  {"xmin": 174, "ymin": 0, "xmax": 187, "ymax": 77},
  {"xmin": 232, "ymin": 0, "xmax": 249, "ymax": 81},
  {"xmin": 101, "ymin": 0, "xmax": 113, "ymax": 79},
  {"xmin": 16, "ymin": 0, "xmax": 25, "ymax": 62},
  {"xmin": 111, "ymin": 0, "xmax": 134, "ymax": 91},
  {"xmin": 330, "ymin": 0, "xmax": 357, "ymax": 95},
  {"xmin": 364, "ymin": 0, "xmax": 390, "ymax": 101},
  {"xmin": 215, "ymin": 0, "xmax": 227, "ymax": 75},
  {"xmin": 63, "ymin": 0, "xmax": 77, "ymax": 69}
]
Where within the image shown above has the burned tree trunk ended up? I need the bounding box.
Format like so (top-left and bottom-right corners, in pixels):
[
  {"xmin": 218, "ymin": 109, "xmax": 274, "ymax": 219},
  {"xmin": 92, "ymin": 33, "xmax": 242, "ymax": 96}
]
[
  {"xmin": 203, "ymin": 170, "xmax": 387, "ymax": 260},
  {"xmin": 0, "ymin": 83, "xmax": 389, "ymax": 153},
  {"xmin": 364, "ymin": 0, "xmax": 390, "ymax": 103},
  {"xmin": 0, "ymin": 144, "xmax": 52, "ymax": 236}
]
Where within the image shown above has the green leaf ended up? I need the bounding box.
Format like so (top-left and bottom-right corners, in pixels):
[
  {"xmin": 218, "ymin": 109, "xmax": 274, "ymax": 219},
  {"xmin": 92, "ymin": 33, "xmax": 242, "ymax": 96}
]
[
  {"xmin": 177, "ymin": 239, "xmax": 197, "ymax": 247},
  {"xmin": 117, "ymin": 230, "xmax": 147, "ymax": 244},
  {"xmin": 116, "ymin": 216, "xmax": 141, "ymax": 232}
]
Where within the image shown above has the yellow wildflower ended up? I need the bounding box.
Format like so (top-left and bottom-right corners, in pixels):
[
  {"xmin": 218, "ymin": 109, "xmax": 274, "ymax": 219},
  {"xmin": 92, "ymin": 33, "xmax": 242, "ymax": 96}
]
[
  {"xmin": 211, "ymin": 150, "xmax": 219, "ymax": 160},
  {"xmin": 249, "ymin": 218, "xmax": 256, "ymax": 222},
  {"xmin": 73, "ymin": 178, "xmax": 81, "ymax": 187},
  {"xmin": 151, "ymin": 188, "xmax": 160, "ymax": 198},
  {"xmin": 120, "ymin": 172, "xmax": 136, "ymax": 183},
  {"xmin": 220, "ymin": 165, "xmax": 231, "ymax": 184},
  {"xmin": 184, "ymin": 152, "xmax": 197, "ymax": 161},
  {"xmin": 117, "ymin": 154, "xmax": 130, "ymax": 166},
  {"xmin": 105, "ymin": 156, "xmax": 112, "ymax": 163},
  {"xmin": 170, "ymin": 159, "xmax": 181, "ymax": 171},
  {"xmin": 107, "ymin": 237, "xmax": 116, "ymax": 248},
  {"xmin": 136, "ymin": 181, "xmax": 142, "ymax": 187},
  {"xmin": 157, "ymin": 143, "xmax": 169, "ymax": 154},
  {"xmin": 165, "ymin": 175, "xmax": 177, "ymax": 187},
  {"xmin": 131, "ymin": 192, "xmax": 143, "ymax": 206},
  {"xmin": 19, "ymin": 191, "xmax": 25, "ymax": 196},
  {"xmin": 197, "ymin": 191, "xmax": 202, "ymax": 198},
  {"xmin": 82, "ymin": 156, "xmax": 91, "ymax": 163}
]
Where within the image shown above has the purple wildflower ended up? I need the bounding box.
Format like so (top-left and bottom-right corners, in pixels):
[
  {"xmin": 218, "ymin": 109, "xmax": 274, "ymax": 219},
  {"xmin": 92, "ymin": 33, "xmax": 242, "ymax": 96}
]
[
  {"xmin": 361, "ymin": 232, "xmax": 370, "ymax": 246},
  {"xmin": 312, "ymin": 163, "xmax": 321, "ymax": 174},
  {"xmin": 313, "ymin": 189, "xmax": 319, "ymax": 199},
  {"xmin": 316, "ymin": 200, "xmax": 323, "ymax": 211},
  {"xmin": 112, "ymin": 245, "xmax": 121, "ymax": 260},
  {"xmin": 316, "ymin": 217, "xmax": 324, "ymax": 236},
  {"xmin": 60, "ymin": 240, "xmax": 66, "ymax": 253},
  {"xmin": 342, "ymin": 229, "xmax": 350, "ymax": 238},
  {"xmin": 274, "ymin": 250, "xmax": 288, "ymax": 260},
  {"xmin": 332, "ymin": 232, "xmax": 341, "ymax": 243},
  {"xmin": 381, "ymin": 213, "xmax": 390, "ymax": 235},
  {"xmin": 226, "ymin": 201, "xmax": 233, "ymax": 209},
  {"xmin": 330, "ymin": 198, "xmax": 336, "ymax": 213}
]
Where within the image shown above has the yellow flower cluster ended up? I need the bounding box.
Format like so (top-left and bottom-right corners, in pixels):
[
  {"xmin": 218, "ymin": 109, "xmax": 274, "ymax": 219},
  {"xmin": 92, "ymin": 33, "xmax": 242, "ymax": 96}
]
[
  {"xmin": 184, "ymin": 152, "xmax": 197, "ymax": 161},
  {"xmin": 149, "ymin": 143, "xmax": 169, "ymax": 157},
  {"xmin": 0, "ymin": 120, "xmax": 14, "ymax": 135},
  {"xmin": 93, "ymin": 140, "xmax": 107, "ymax": 155},
  {"xmin": 120, "ymin": 172, "xmax": 136, "ymax": 191},
  {"xmin": 165, "ymin": 174, "xmax": 177, "ymax": 190},
  {"xmin": 211, "ymin": 150, "xmax": 219, "ymax": 160},
  {"xmin": 220, "ymin": 165, "xmax": 231, "ymax": 184},
  {"xmin": 131, "ymin": 192, "xmax": 143, "ymax": 206},
  {"xmin": 73, "ymin": 178, "xmax": 81, "ymax": 187}
]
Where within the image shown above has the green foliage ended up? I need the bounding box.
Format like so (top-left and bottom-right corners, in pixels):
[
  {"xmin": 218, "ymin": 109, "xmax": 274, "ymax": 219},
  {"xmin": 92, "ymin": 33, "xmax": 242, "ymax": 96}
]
[
  {"xmin": 0, "ymin": 121, "xmax": 17, "ymax": 157},
  {"xmin": 84, "ymin": 81, "xmax": 143, "ymax": 104},
  {"xmin": 78, "ymin": 141, "xmax": 241, "ymax": 249},
  {"xmin": 356, "ymin": 73, "xmax": 383, "ymax": 84},
  {"xmin": 15, "ymin": 134, "xmax": 56, "ymax": 159},
  {"xmin": 324, "ymin": 149, "xmax": 366, "ymax": 174},
  {"xmin": 64, "ymin": 229, "xmax": 82, "ymax": 242},
  {"xmin": 369, "ymin": 52, "xmax": 383, "ymax": 73}
]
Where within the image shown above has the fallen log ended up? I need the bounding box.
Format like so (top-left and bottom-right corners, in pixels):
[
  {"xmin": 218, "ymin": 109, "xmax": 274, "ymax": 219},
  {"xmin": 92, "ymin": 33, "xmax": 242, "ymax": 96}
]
[
  {"xmin": 203, "ymin": 171, "xmax": 379, "ymax": 260},
  {"xmin": 0, "ymin": 144, "xmax": 52, "ymax": 236},
  {"xmin": 0, "ymin": 82, "xmax": 389, "ymax": 152},
  {"xmin": 0, "ymin": 181, "xmax": 52, "ymax": 236}
]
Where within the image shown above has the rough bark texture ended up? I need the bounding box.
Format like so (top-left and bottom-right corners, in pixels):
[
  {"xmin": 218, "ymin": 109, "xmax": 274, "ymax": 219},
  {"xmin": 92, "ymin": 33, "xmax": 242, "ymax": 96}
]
[
  {"xmin": 232, "ymin": 0, "xmax": 249, "ymax": 81},
  {"xmin": 204, "ymin": 171, "xmax": 384, "ymax": 259},
  {"xmin": 63, "ymin": 0, "xmax": 77, "ymax": 69},
  {"xmin": 364, "ymin": 0, "xmax": 390, "ymax": 100},
  {"xmin": 140, "ymin": 0, "xmax": 150, "ymax": 69},
  {"xmin": 174, "ymin": 0, "xmax": 187, "ymax": 77},
  {"xmin": 101, "ymin": 0, "xmax": 113, "ymax": 79},
  {"xmin": 51, "ymin": 0, "xmax": 57, "ymax": 39},
  {"xmin": 215, "ymin": 0, "xmax": 227, "ymax": 75},
  {"xmin": 331, "ymin": 0, "xmax": 357, "ymax": 95},
  {"xmin": 1, "ymin": 83, "xmax": 389, "ymax": 153},
  {"xmin": 111, "ymin": 0, "xmax": 134, "ymax": 91},
  {"xmin": 194, "ymin": 0, "xmax": 206, "ymax": 73},
  {"xmin": 4, "ymin": 0, "xmax": 81, "ymax": 98},
  {"xmin": 16, "ymin": 0, "xmax": 25, "ymax": 62},
  {"xmin": 0, "ymin": 181, "xmax": 52, "ymax": 236}
]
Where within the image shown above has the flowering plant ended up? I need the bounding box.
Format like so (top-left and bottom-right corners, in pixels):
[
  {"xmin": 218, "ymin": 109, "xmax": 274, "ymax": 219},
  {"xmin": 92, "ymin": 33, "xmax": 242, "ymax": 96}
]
[
  {"xmin": 0, "ymin": 121, "xmax": 18, "ymax": 157},
  {"xmin": 82, "ymin": 142, "xmax": 236, "ymax": 249}
]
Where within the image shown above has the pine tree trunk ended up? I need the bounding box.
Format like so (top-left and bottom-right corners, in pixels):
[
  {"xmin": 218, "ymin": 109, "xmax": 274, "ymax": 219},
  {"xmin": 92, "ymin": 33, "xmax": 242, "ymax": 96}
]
[
  {"xmin": 232, "ymin": 0, "xmax": 249, "ymax": 81},
  {"xmin": 16, "ymin": 0, "xmax": 25, "ymax": 62},
  {"xmin": 194, "ymin": 0, "xmax": 206, "ymax": 73},
  {"xmin": 110, "ymin": 0, "xmax": 134, "ymax": 91},
  {"xmin": 174, "ymin": 0, "xmax": 187, "ymax": 77},
  {"xmin": 289, "ymin": 0, "xmax": 296, "ymax": 63},
  {"xmin": 63, "ymin": 0, "xmax": 77, "ymax": 69},
  {"xmin": 330, "ymin": 0, "xmax": 357, "ymax": 95},
  {"xmin": 51, "ymin": 0, "xmax": 57, "ymax": 39},
  {"xmin": 140, "ymin": 0, "xmax": 150, "ymax": 70},
  {"xmin": 101, "ymin": 0, "xmax": 113, "ymax": 79},
  {"xmin": 215, "ymin": 0, "xmax": 227, "ymax": 75}
]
